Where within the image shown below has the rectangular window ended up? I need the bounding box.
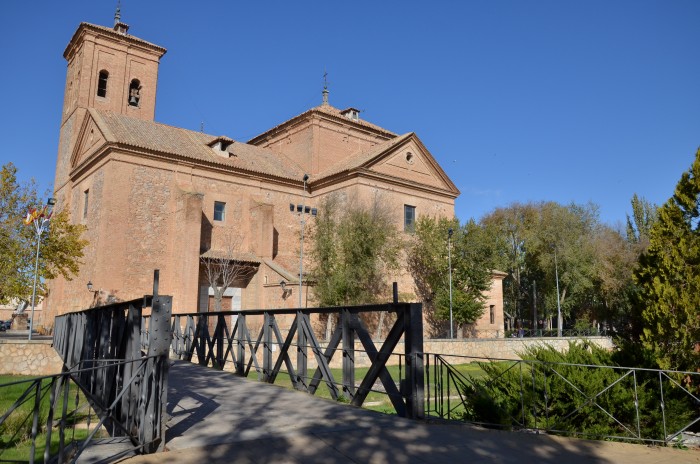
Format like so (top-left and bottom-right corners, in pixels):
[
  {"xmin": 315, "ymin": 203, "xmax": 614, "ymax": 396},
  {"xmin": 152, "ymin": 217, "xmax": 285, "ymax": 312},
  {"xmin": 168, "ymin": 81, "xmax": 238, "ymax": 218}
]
[
  {"xmin": 83, "ymin": 189, "xmax": 89, "ymax": 218},
  {"xmin": 404, "ymin": 205, "xmax": 416, "ymax": 232},
  {"xmin": 214, "ymin": 201, "xmax": 226, "ymax": 222},
  {"xmin": 490, "ymin": 305, "xmax": 495, "ymax": 324},
  {"xmin": 97, "ymin": 71, "xmax": 108, "ymax": 98}
]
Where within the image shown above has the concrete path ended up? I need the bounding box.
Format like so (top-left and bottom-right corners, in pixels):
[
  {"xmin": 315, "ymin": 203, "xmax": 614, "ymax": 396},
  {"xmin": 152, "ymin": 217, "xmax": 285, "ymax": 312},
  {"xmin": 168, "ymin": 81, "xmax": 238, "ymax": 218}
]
[{"xmin": 121, "ymin": 361, "xmax": 699, "ymax": 464}]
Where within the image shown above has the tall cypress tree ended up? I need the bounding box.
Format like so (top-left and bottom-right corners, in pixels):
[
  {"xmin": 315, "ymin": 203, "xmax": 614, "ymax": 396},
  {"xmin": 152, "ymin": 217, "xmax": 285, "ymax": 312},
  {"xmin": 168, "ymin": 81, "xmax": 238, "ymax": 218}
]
[{"xmin": 634, "ymin": 149, "xmax": 700, "ymax": 371}]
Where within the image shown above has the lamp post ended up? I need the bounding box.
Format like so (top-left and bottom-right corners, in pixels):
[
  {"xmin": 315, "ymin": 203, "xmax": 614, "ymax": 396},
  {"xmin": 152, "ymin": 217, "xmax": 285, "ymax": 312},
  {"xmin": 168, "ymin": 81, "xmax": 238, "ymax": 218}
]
[
  {"xmin": 448, "ymin": 227, "xmax": 453, "ymax": 339},
  {"xmin": 554, "ymin": 247, "xmax": 562, "ymax": 337},
  {"xmin": 25, "ymin": 198, "xmax": 55, "ymax": 340},
  {"xmin": 298, "ymin": 174, "xmax": 309, "ymax": 309}
]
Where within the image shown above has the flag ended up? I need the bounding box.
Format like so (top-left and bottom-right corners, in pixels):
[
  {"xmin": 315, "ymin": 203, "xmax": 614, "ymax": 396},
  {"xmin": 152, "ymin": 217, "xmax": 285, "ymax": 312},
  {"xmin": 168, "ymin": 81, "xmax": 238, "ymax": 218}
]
[{"xmin": 23, "ymin": 206, "xmax": 52, "ymax": 225}]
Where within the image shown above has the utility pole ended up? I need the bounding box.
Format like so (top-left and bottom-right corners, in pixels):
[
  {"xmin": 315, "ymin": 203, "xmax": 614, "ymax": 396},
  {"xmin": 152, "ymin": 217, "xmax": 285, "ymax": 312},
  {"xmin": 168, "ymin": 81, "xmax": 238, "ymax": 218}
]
[
  {"xmin": 532, "ymin": 280, "xmax": 537, "ymax": 337},
  {"xmin": 448, "ymin": 228, "xmax": 453, "ymax": 339},
  {"xmin": 554, "ymin": 247, "xmax": 562, "ymax": 337},
  {"xmin": 298, "ymin": 174, "xmax": 309, "ymax": 309}
]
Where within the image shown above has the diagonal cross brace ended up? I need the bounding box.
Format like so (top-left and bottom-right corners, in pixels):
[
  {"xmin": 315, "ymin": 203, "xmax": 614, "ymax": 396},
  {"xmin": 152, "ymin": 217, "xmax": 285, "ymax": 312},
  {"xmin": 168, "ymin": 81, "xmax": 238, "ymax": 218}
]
[
  {"xmin": 350, "ymin": 311, "xmax": 406, "ymax": 417},
  {"xmin": 300, "ymin": 314, "xmax": 340, "ymax": 400}
]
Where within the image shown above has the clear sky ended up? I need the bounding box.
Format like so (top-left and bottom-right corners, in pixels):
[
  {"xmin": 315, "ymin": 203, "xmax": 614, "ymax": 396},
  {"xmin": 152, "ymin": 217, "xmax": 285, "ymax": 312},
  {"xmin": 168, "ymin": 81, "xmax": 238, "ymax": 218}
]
[{"xmin": 2, "ymin": 1, "xmax": 698, "ymax": 228}]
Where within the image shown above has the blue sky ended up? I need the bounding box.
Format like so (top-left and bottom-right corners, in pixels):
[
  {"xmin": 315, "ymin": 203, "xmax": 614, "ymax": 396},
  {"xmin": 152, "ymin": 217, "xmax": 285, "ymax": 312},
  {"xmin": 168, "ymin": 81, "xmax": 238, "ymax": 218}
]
[{"xmin": 2, "ymin": 1, "xmax": 698, "ymax": 227}]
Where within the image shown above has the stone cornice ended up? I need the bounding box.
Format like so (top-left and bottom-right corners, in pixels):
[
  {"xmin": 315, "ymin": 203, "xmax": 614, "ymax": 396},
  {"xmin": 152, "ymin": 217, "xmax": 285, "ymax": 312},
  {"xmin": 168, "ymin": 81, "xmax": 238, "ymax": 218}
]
[
  {"xmin": 64, "ymin": 22, "xmax": 167, "ymax": 61},
  {"xmin": 311, "ymin": 167, "xmax": 459, "ymax": 200}
]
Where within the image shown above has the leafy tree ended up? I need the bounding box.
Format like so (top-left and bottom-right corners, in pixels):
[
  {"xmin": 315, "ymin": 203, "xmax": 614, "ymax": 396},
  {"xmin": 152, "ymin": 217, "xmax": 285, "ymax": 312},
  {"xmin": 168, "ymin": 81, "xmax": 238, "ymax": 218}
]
[
  {"xmin": 634, "ymin": 149, "xmax": 700, "ymax": 371},
  {"xmin": 308, "ymin": 192, "xmax": 402, "ymax": 307},
  {"xmin": 481, "ymin": 201, "xmax": 603, "ymax": 330},
  {"xmin": 626, "ymin": 193, "xmax": 658, "ymax": 248},
  {"xmin": 480, "ymin": 203, "xmax": 537, "ymax": 324},
  {"xmin": 527, "ymin": 202, "xmax": 599, "ymax": 326},
  {"xmin": 589, "ymin": 225, "xmax": 637, "ymax": 334},
  {"xmin": 200, "ymin": 229, "xmax": 255, "ymax": 312},
  {"xmin": 408, "ymin": 216, "xmax": 495, "ymax": 335},
  {"xmin": 0, "ymin": 163, "xmax": 87, "ymax": 304}
]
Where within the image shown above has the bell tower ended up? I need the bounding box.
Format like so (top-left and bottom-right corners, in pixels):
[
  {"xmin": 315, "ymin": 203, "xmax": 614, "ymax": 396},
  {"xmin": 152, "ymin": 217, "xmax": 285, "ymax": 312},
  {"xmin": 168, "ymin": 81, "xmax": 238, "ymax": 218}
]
[
  {"xmin": 54, "ymin": 11, "xmax": 167, "ymax": 195},
  {"xmin": 60, "ymin": 12, "xmax": 167, "ymax": 122}
]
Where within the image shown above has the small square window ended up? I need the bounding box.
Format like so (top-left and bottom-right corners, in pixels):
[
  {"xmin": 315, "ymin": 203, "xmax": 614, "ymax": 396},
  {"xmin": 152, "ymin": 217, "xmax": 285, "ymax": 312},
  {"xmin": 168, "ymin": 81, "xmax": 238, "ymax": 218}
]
[
  {"xmin": 404, "ymin": 205, "xmax": 416, "ymax": 232},
  {"xmin": 214, "ymin": 201, "xmax": 226, "ymax": 222}
]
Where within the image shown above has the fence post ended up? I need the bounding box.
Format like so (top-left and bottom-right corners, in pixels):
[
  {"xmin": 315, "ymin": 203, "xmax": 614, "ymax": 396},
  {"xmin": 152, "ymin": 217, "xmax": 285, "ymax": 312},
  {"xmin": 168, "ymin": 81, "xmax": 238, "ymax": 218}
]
[
  {"xmin": 404, "ymin": 302, "xmax": 425, "ymax": 419},
  {"xmin": 145, "ymin": 269, "xmax": 172, "ymax": 452},
  {"xmin": 297, "ymin": 310, "xmax": 308, "ymax": 387},
  {"xmin": 263, "ymin": 312, "xmax": 272, "ymax": 382},
  {"xmin": 236, "ymin": 314, "xmax": 246, "ymax": 375},
  {"xmin": 341, "ymin": 308, "xmax": 355, "ymax": 398}
]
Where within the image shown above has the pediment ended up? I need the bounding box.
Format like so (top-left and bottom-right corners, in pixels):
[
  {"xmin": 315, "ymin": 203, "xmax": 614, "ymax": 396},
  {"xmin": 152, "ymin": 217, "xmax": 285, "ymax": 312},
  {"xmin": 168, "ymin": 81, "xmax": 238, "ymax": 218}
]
[
  {"xmin": 368, "ymin": 138, "xmax": 456, "ymax": 193},
  {"xmin": 70, "ymin": 114, "xmax": 107, "ymax": 169}
]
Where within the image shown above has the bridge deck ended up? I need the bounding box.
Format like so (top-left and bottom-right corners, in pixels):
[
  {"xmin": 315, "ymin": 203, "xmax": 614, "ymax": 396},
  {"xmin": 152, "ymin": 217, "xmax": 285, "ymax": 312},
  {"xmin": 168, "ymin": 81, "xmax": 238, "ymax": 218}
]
[{"xmin": 120, "ymin": 361, "xmax": 697, "ymax": 464}]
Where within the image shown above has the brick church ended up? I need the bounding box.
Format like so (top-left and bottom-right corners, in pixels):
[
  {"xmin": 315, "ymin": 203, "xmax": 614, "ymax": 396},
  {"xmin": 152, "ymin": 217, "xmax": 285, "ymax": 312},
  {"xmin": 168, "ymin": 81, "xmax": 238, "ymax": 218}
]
[{"xmin": 44, "ymin": 14, "xmax": 505, "ymax": 337}]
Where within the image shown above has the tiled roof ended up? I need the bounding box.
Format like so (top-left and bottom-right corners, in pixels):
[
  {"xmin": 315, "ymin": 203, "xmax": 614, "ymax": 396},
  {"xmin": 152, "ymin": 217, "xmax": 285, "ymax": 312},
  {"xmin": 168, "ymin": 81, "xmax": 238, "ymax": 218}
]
[
  {"xmin": 90, "ymin": 109, "xmax": 305, "ymax": 181},
  {"xmin": 248, "ymin": 103, "xmax": 397, "ymax": 144},
  {"xmin": 200, "ymin": 250, "xmax": 261, "ymax": 264},
  {"xmin": 315, "ymin": 133, "xmax": 414, "ymax": 180},
  {"xmin": 263, "ymin": 259, "xmax": 299, "ymax": 283},
  {"xmin": 64, "ymin": 23, "xmax": 167, "ymax": 58}
]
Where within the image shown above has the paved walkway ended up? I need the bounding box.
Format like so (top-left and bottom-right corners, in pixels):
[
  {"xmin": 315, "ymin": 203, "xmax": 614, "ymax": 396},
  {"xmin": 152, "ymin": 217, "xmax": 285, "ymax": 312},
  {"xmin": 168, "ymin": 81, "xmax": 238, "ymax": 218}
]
[{"xmin": 120, "ymin": 361, "xmax": 698, "ymax": 464}]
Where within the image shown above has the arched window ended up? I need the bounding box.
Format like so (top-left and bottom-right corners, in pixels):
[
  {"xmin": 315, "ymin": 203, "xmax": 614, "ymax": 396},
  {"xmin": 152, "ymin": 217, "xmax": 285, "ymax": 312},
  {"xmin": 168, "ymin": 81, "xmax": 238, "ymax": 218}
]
[
  {"xmin": 97, "ymin": 71, "xmax": 108, "ymax": 98},
  {"xmin": 128, "ymin": 79, "xmax": 141, "ymax": 107}
]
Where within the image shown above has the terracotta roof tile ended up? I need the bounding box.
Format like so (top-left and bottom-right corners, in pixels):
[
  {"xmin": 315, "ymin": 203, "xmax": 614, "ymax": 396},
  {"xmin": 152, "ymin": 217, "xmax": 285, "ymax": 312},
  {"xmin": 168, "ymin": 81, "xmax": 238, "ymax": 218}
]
[
  {"xmin": 248, "ymin": 103, "xmax": 397, "ymax": 144},
  {"xmin": 90, "ymin": 109, "xmax": 305, "ymax": 181},
  {"xmin": 200, "ymin": 250, "xmax": 261, "ymax": 264}
]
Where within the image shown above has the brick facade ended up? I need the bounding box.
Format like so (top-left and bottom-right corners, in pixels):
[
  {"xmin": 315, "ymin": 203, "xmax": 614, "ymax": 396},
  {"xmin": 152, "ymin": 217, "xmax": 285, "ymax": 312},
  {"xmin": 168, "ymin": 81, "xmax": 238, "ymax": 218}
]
[{"xmin": 44, "ymin": 18, "xmax": 505, "ymax": 338}]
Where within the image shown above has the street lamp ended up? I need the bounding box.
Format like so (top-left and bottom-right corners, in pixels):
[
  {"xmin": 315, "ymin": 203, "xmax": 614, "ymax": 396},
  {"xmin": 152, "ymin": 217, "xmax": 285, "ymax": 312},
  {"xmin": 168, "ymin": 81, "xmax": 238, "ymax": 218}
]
[
  {"xmin": 553, "ymin": 247, "xmax": 562, "ymax": 337},
  {"xmin": 24, "ymin": 197, "xmax": 55, "ymax": 340},
  {"xmin": 448, "ymin": 227, "xmax": 453, "ymax": 339},
  {"xmin": 298, "ymin": 174, "xmax": 309, "ymax": 309}
]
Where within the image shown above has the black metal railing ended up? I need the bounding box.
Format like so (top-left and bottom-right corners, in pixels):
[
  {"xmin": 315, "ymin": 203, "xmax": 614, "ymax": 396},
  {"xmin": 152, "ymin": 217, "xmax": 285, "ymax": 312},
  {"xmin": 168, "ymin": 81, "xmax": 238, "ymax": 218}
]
[
  {"xmin": 143, "ymin": 301, "xmax": 425, "ymax": 419},
  {"xmin": 49, "ymin": 270, "xmax": 172, "ymax": 461},
  {"xmin": 425, "ymin": 353, "xmax": 700, "ymax": 446},
  {"xmin": 0, "ymin": 356, "xmax": 168, "ymax": 463}
]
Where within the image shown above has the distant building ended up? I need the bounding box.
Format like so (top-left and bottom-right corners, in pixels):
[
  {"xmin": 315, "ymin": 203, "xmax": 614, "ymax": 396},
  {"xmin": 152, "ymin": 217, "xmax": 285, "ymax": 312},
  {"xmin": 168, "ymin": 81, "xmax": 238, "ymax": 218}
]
[{"xmin": 44, "ymin": 14, "xmax": 504, "ymax": 338}]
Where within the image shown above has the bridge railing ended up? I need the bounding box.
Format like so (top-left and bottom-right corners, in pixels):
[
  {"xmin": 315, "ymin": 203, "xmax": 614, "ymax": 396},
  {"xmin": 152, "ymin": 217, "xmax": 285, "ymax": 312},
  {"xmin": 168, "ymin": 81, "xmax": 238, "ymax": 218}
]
[
  {"xmin": 0, "ymin": 355, "xmax": 166, "ymax": 463},
  {"xmin": 144, "ymin": 301, "xmax": 424, "ymax": 419},
  {"xmin": 425, "ymin": 353, "xmax": 700, "ymax": 446},
  {"xmin": 51, "ymin": 270, "xmax": 172, "ymax": 460}
]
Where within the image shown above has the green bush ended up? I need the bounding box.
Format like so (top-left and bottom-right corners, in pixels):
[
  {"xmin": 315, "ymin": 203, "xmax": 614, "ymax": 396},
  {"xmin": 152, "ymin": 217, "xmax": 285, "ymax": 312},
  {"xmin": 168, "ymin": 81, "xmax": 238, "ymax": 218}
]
[{"xmin": 461, "ymin": 342, "xmax": 696, "ymax": 441}]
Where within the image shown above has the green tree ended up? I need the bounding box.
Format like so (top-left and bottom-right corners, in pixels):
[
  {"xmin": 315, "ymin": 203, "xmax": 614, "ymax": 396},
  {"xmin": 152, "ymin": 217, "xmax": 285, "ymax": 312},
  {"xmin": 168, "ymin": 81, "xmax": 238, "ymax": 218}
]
[
  {"xmin": 480, "ymin": 203, "xmax": 537, "ymax": 324},
  {"xmin": 408, "ymin": 216, "xmax": 495, "ymax": 335},
  {"xmin": 634, "ymin": 149, "xmax": 700, "ymax": 371},
  {"xmin": 589, "ymin": 225, "xmax": 637, "ymax": 334},
  {"xmin": 308, "ymin": 193, "xmax": 402, "ymax": 307},
  {"xmin": 481, "ymin": 201, "xmax": 603, "ymax": 330},
  {"xmin": 626, "ymin": 193, "xmax": 658, "ymax": 248},
  {"xmin": 526, "ymin": 202, "xmax": 599, "ymax": 327},
  {"xmin": 0, "ymin": 163, "xmax": 88, "ymax": 304}
]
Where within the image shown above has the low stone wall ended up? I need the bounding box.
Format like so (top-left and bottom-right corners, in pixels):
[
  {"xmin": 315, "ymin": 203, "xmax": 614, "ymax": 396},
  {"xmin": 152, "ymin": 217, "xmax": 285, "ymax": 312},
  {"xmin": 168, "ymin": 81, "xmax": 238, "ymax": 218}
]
[
  {"xmin": 0, "ymin": 339, "xmax": 64, "ymax": 376},
  {"xmin": 321, "ymin": 336, "xmax": 614, "ymax": 368},
  {"xmin": 422, "ymin": 336, "xmax": 614, "ymax": 363},
  {"xmin": 188, "ymin": 335, "xmax": 615, "ymax": 371}
]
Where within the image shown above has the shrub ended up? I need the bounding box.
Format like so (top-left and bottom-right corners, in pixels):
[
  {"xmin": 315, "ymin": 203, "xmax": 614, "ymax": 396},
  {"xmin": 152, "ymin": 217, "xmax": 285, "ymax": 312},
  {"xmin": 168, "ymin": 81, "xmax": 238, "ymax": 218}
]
[{"xmin": 461, "ymin": 342, "xmax": 695, "ymax": 441}]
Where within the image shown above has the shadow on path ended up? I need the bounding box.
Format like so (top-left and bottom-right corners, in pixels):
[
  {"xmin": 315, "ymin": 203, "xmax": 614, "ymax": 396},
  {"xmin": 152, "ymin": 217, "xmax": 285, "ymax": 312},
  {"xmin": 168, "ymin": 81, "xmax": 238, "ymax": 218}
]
[{"xmin": 122, "ymin": 361, "xmax": 698, "ymax": 464}]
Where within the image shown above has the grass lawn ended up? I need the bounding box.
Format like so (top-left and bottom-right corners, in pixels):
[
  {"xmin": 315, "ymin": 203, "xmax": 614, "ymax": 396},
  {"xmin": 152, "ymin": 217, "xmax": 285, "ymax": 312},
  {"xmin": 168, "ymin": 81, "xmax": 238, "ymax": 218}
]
[
  {"xmin": 0, "ymin": 374, "xmax": 101, "ymax": 463},
  {"xmin": 240, "ymin": 361, "xmax": 487, "ymax": 415}
]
